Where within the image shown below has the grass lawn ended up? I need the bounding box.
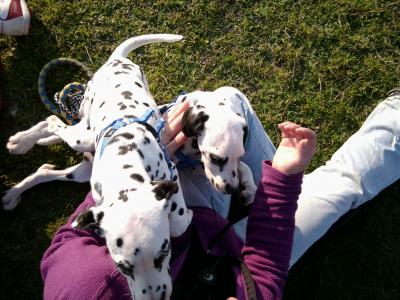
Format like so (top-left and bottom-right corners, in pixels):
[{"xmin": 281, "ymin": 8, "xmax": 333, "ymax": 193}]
[{"xmin": 1, "ymin": 0, "xmax": 399, "ymax": 299}]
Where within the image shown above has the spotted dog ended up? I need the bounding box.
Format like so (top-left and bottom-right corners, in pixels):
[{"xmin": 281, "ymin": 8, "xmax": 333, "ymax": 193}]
[
  {"xmin": 3, "ymin": 34, "xmax": 192, "ymax": 300},
  {"xmin": 174, "ymin": 86, "xmax": 257, "ymax": 205}
]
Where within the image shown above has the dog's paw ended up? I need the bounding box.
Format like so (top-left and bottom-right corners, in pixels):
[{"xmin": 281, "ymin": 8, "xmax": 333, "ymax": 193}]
[
  {"xmin": 2, "ymin": 189, "xmax": 21, "ymax": 210},
  {"xmin": 7, "ymin": 132, "xmax": 37, "ymax": 154},
  {"xmin": 237, "ymin": 161, "xmax": 257, "ymax": 205}
]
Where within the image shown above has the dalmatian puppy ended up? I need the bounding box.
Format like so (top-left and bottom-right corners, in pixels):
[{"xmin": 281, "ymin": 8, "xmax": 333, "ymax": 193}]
[
  {"xmin": 173, "ymin": 87, "xmax": 257, "ymax": 205},
  {"xmin": 3, "ymin": 34, "xmax": 192, "ymax": 300}
]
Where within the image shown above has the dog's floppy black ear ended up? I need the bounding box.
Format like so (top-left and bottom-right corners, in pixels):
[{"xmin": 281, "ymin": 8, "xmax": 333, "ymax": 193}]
[
  {"xmin": 72, "ymin": 208, "xmax": 99, "ymax": 230},
  {"xmin": 152, "ymin": 180, "xmax": 179, "ymax": 200},
  {"xmin": 182, "ymin": 107, "xmax": 209, "ymax": 137}
]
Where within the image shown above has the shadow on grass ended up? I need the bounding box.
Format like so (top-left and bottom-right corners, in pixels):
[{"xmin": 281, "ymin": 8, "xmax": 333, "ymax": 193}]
[{"xmin": 0, "ymin": 15, "xmax": 90, "ymax": 299}]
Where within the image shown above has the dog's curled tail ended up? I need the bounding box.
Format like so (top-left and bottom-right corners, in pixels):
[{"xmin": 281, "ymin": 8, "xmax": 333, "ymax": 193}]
[{"xmin": 110, "ymin": 34, "xmax": 183, "ymax": 59}]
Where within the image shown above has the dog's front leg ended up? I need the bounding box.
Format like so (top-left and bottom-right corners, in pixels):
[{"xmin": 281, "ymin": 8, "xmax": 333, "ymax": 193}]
[
  {"xmin": 237, "ymin": 161, "xmax": 257, "ymax": 205},
  {"xmin": 2, "ymin": 154, "xmax": 93, "ymax": 210}
]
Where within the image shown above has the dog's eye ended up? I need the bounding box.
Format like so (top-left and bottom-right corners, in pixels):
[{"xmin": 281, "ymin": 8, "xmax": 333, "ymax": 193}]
[{"xmin": 209, "ymin": 154, "xmax": 228, "ymax": 166}]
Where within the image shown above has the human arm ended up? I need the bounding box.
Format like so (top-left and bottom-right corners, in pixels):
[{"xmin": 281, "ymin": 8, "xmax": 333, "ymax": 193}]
[{"xmin": 240, "ymin": 122, "xmax": 316, "ymax": 299}]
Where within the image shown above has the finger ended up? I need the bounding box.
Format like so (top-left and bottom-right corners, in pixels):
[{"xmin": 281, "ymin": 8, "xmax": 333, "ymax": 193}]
[
  {"xmin": 168, "ymin": 110, "xmax": 186, "ymax": 138},
  {"xmin": 165, "ymin": 100, "xmax": 190, "ymax": 123},
  {"xmin": 278, "ymin": 122, "xmax": 300, "ymax": 138},
  {"xmin": 295, "ymin": 127, "xmax": 317, "ymax": 142},
  {"xmin": 166, "ymin": 132, "xmax": 188, "ymax": 156}
]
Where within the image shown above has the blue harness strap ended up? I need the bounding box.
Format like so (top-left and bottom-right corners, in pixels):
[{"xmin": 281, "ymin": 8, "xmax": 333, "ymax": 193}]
[{"xmin": 97, "ymin": 108, "xmax": 175, "ymax": 179}]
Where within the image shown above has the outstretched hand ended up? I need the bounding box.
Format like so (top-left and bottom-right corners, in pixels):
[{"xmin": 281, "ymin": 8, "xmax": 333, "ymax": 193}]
[{"xmin": 272, "ymin": 122, "xmax": 317, "ymax": 175}]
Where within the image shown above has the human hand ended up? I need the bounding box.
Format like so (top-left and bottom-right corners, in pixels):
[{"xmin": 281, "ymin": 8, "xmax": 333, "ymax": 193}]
[
  {"xmin": 272, "ymin": 122, "xmax": 317, "ymax": 175},
  {"xmin": 160, "ymin": 101, "xmax": 190, "ymax": 157}
]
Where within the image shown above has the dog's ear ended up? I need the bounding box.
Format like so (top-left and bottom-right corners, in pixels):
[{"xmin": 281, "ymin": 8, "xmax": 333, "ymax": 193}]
[
  {"xmin": 182, "ymin": 107, "xmax": 209, "ymax": 137},
  {"xmin": 152, "ymin": 180, "xmax": 179, "ymax": 200},
  {"xmin": 72, "ymin": 208, "xmax": 103, "ymax": 232}
]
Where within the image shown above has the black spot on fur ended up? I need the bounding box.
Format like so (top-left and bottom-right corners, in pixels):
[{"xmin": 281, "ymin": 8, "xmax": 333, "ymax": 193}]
[
  {"xmin": 116, "ymin": 238, "xmax": 123, "ymax": 247},
  {"xmin": 118, "ymin": 132, "xmax": 134, "ymax": 140},
  {"xmin": 118, "ymin": 190, "xmax": 129, "ymax": 202},
  {"xmin": 134, "ymin": 100, "xmax": 139, "ymax": 105},
  {"xmin": 152, "ymin": 180, "xmax": 178, "ymax": 200},
  {"xmin": 178, "ymin": 208, "xmax": 184, "ymax": 215},
  {"xmin": 130, "ymin": 174, "xmax": 144, "ymax": 183},
  {"xmin": 94, "ymin": 182, "xmax": 102, "ymax": 197},
  {"xmin": 111, "ymin": 59, "xmax": 123, "ymax": 67},
  {"xmin": 97, "ymin": 211, "xmax": 104, "ymax": 222},
  {"xmin": 123, "ymin": 164, "xmax": 133, "ymax": 169},
  {"xmin": 76, "ymin": 140, "xmax": 81, "ymax": 144},
  {"xmin": 182, "ymin": 96, "xmax": 187, "ymax": 102},
  {"xmin": 138, "ymin": 149, "xmax": 144, "ymax": 159},
  {"xmin": 116, "ymin": 261, "xmax": 134, "ymax": 278},
  {"xmin": 134, "ymin": 248, "xmax": 140, "ymax": 255},
  {"xmin": 146, "ymin": 165, "xmax": 152, "ymax": 172},
  {"xmin": 170, "ymin": 202, "xmax": 177, "ymax": 212},
  {"xmin": 135, "ymin": 82, "xmax": 143, "ymax": 88},
  {"xmin": 118, "ymin": 143, "xmax": 137, "ymax": 155},
  {"xmin": 87, "ymin": 126, "xmax": 91, "ymax": 130},
  {"xmin": 144, "ymin": 137, "xmax": 150, "ymax": 144},
  {"xmin": 129, "ymin": 105, "xmax": 136, "ymax": 109},
  {"xmin": 114, "ymin": 71, "xmax": 129, "ymax": 75},
  {"xmin": 182, "ymin": 107, "xmax": 209, "ymax": 137},
  {"xmin": 172, "ymin": 175, "xmax": 178, "ymax": 182},
  {"xmin": 99, "ymin": 101, "xmax": 105, "ymax": 108},
  {"xmin": 120, "ymin": 104, "xmax": 127, "ymax": 110},
  {"xmin": 159, "ymin": 152, "xmax": 163, "ymax": 160},
  {"xmin": 142, "ymin": 289, "xmax": 146, "ymax": 294},
  {"xmin": 74, "ymin": 209, "xmax": 96, "ymax": 230},
  {"xmin": 243, "ymin": 125, "xmax": 248, "ymax": 145},
  {"xmin": 154, "ymin": 239, "xmax": 170, "ymax": 271},
  {"xmin": 196, "ymin": 104, "xmax": 206, "ymax": 109},
  {"xmin": 219, "ymin": 102, "xmax": 225, "ymax": 106},
  {"xmin": 160, "ymin": 291, "xmax": 166, "ymax": 300},
  {"xmin": 122, "ymin": 63, "xmax": 134, "ymax": 70},
  {"xmin": 124, "ymin": 114, "xmax": 136, "ymax": 119},
  {"xmin": 143, "ymin": 102, "xmax": 150, "ymax": 107},
  {"xmin": 121, "ymin": 91, "xmax": 133, "ymax": 99},
  {"xmin": 115, "ymin": 84, "xmax": 121, "ymax": 88},
  {"xmin": 102, "ymin": 116, "xmax": 106, "ymax": 121},
  {"xmin": 66, "ymin": 173, "xmax": 74, "ymax": 179},
  {"xmin": 232, "ymin": 171, "xmax": 237, "ymax": 178}
]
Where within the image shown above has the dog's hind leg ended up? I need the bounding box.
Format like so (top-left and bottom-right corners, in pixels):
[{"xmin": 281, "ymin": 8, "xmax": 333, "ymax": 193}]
[
  {"xmin": 7, "ymin": 115, "xmax": 66, "ymax": 154},
  {"xmin": 2, "ymin": 154, "xmax": 93, "ymax": 210},
  {"xmin": 52, "ymin": 117, "xmax": 95, "ymax": 152}
]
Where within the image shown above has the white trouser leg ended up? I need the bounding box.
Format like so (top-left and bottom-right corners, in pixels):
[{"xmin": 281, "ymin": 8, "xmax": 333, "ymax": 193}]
[{"xmin": 290, "ymin": 95, "xmax": 400, "ymax": 266}]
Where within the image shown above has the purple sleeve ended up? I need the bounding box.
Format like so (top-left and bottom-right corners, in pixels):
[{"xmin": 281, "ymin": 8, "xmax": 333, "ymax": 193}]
[
  {"xmin": 40, "ymin": 193, "xmax": 130, "ymax": 300},
  {"xmin": 241, "ymin": 161, "xmax": 303, "ymax": 300}
]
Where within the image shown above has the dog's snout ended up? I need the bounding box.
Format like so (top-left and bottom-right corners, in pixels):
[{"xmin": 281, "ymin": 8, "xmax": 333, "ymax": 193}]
[{"xmin": 225, "ymin": 183, "xmax": 240, "ymax": 195}]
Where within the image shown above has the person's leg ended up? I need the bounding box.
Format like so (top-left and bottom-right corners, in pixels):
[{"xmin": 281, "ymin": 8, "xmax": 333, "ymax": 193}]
[{"xmin": 290, "ymin": 92, "xmax": 400, "ymax": 266}]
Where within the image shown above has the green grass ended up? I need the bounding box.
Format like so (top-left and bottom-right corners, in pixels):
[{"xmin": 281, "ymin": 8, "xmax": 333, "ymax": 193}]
[{"xmin": 1, "ymin": 0, "xmax": 399, "ymax": 299}]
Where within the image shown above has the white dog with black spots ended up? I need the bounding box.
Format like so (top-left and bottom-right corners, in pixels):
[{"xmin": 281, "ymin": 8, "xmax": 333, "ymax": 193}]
[{"xmin": 3, "ymin": 34, "xmax": 192, "ymax": 300}]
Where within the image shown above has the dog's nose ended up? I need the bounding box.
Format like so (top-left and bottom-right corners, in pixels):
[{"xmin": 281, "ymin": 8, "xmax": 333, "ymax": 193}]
[{"xmin": 225, "ymin": 184, "xmax": 240, "ymax": 195}]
